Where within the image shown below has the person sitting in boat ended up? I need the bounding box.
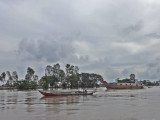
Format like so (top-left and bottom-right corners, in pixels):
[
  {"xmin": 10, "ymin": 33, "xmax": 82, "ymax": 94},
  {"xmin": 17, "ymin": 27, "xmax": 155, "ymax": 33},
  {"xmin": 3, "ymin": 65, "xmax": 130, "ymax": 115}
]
[{"xmin": 83, "ymin": 89, "xmax": 87, "ymax": 93}]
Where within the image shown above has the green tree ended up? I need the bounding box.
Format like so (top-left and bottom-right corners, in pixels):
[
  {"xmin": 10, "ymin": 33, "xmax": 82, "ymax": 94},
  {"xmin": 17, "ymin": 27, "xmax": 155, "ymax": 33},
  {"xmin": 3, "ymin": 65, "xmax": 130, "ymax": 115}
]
[
  {"xmin": 14, "ymin": 80, "xmax": 37, "ymax": 90},
  {"xmin": 49, "ymin": 75, "xmax": 58, "ymax": 89},
  {"xmin": 52, "ymin": 63, "xmax": 61, "ymax": 86},
  {"xmin": 0, "ymin": 76, "xmax": 2, "ymax": 82},
  {"xmin": 59, "ymin": 69, "xmax": 65, "ymax": 82},
  {"xmin": 44, "ymin": 63, "xmax": 63, "ymax": 89},
  {"xmin": 1, "ymin": 72, "xmax": 6, "ymax": 83},
  {"xmin": 14, "ymin": 67, "xmax": 38, "ymax": 90},
  {"xmin": 69, "ymin": 74, "xmax": 79, "ymax": 88},
  {"xmin": 33, "ymin": 75, "xmax": 38, "ymax": 81},
  {"xmin": 65, "ymin": 64, "xmax": 79, "ymax": 88},
  {"xmin": 45, "ymin": 65, "xmax": 53, "ymax": 76},
  {"xmin": 27, "ymin": 67, "xmax": 35, "ymax": 76},
  {"xmin": 79, "ymin": 73, "xmax": 104, "ymax": 88},
  {"xmin": 39, "ymin": 76, "xmax": 50, "ymax": 89},
  {"xmin": 39, "ymin": 75, "xmax": 58, "ymax": 89},
  {"xmin": 12, "ymin": 71, "xmax": 18, "ymax": 82},
  {"xmin": 59, "ymin": 69, "xmax": 66, "ymax": 88},
  {"xmin": 117, "ymin": 78, "xmax": 130, "ymax": 83},
  {"xmin": 6, "ymin": 71, "xmax": 13, "ymax": 87},
  {"xmin": 25, "ymin": 67, "xmax": 35, "ymax": 81}
]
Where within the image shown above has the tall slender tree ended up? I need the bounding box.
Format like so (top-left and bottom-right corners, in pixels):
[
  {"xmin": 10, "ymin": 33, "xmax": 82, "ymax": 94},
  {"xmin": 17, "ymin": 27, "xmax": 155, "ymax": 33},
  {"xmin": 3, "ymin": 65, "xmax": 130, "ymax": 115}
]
[
  {"xmin": 0, "ymin": 76, "xmax": 2, "ymax": 82},
  {"xmin": 45, "ymin": 65, "xmax": 53, "ymax": 76},
  {"xmin": 12, "ymin": 71, "xmax": 18, "ymax": 82},
  {"xmin": 6, "ymin": 71, "xmax": 13, "ymax": 87},
  {"xmin": 25, "ymin": 67, "xmax": 35, "ymax": 81},
  {"xmin": 65, "ymin": 64, "xmax": 79, "ymax": 88},
  {"xmin": 1, "ymin": 72, "xmax": 6, "ymax": 83}
]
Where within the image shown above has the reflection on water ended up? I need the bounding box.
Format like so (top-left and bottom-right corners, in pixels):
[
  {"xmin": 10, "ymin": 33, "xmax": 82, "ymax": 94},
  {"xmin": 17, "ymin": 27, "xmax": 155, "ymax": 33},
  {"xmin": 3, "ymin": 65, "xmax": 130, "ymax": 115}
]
[{"xmin": 0, "ymin": 87, "xmax": 160, "ymax": 120}]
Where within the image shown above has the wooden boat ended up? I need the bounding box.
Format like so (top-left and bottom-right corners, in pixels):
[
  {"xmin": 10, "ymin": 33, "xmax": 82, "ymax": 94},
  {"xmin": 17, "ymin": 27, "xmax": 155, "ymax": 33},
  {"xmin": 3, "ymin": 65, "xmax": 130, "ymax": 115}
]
[
  {"xmin": 106, "ymin": 74, "xmax": 144, "ymax": 90},
  {"xmin": 39, "ymin": 90, "xmax": 93, "ymax": 97}
]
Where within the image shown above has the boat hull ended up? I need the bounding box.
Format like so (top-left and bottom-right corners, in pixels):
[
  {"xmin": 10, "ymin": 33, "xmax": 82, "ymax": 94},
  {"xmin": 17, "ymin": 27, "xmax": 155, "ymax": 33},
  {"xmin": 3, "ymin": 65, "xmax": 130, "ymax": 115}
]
[
  {"xmin": 106, "ymin": 84, "xmax": 143, "ymax": 89},
  {"xmin": 39, "ymin": 90, "xmax": 93, "ymax": 96}
]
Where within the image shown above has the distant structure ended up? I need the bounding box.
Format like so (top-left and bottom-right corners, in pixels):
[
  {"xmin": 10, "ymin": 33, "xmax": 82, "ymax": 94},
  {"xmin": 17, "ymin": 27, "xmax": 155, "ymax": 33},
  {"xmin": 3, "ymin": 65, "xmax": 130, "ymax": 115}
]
[
  {"xmin": 130, "ymin": 74, "xmax": 135, "ymax": 80},
  {"xmin": 130, "ymin": 74, "xmax": 135, "ymax": 83},
  {"xmin": 106, "ymin": 74, "xmax": 144, "ymax": 89}
]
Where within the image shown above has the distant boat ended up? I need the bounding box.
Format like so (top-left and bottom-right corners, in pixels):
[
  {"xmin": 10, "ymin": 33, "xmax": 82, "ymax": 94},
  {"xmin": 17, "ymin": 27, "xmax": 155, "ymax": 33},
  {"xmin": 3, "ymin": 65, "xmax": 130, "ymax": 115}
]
[
  {"xmin": 106, "ymin": 74, "xmax": 144, "ymax": 90},
  {"xmin": 106, "ymin": 83, "xmax": 143, "ymax": 89},
  {"xmin": 39, "ymin": 90, "xmax": 94, "ymax": 97}
]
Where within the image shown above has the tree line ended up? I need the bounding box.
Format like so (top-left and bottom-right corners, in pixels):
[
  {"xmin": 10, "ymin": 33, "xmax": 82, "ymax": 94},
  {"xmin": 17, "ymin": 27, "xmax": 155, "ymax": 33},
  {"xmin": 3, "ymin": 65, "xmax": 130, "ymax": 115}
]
[
  {"xmin": 39, "ymin": 63, "xmax": 104, "ymax": 89},
  {"xmin": 0, "ymin": 67, "xmax": 38, "ymax": 89},
  {"xmin": 0, "ymin": 63, "xmax": 104, "ymax": 90}
]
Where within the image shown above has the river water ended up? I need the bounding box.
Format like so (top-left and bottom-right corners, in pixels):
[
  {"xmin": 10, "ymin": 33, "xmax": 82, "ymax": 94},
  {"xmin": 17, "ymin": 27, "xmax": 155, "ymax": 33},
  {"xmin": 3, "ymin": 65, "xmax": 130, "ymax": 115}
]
[{"xmin": 0, "ymin": 87, "xmax": 160, "ymax": 120}]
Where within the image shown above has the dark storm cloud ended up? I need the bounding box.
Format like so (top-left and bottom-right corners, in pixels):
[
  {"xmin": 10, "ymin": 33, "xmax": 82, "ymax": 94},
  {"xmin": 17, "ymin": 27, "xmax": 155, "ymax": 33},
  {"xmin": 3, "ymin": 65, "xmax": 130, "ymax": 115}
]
[{"xmin": 18, "ymin": 38, "xmax": 76, "ymax": 63}]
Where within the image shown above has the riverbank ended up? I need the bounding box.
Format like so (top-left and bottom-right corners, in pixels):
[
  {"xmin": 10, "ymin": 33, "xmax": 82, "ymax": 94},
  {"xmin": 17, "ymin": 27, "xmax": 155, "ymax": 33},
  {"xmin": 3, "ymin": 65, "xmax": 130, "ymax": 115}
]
[{"xmin": 0, "ymin": 87, "xmax": 14, "ymax": 90}]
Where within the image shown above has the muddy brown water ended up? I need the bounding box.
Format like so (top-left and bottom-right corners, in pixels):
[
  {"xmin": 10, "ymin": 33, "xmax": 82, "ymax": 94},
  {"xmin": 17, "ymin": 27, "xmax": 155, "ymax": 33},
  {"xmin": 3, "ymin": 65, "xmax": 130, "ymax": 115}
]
[{"xmin": 0, "ymin": 87, "xmax": 160, "ymax": 120}]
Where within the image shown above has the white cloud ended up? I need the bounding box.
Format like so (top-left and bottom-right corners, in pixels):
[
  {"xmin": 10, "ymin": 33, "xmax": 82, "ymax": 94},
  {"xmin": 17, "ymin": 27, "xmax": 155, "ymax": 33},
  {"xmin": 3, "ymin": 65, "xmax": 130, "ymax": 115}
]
[{"xmin": 112, "ymin": 42, "xmax": 145, "ymax": 54}]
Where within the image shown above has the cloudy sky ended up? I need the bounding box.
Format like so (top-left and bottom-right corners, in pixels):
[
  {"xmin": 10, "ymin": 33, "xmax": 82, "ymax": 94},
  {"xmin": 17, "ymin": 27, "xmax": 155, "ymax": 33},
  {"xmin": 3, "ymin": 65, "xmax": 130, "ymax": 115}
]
[{"xmin": 1, "ymin": 0, "xmax": 160, "ymax": 81}]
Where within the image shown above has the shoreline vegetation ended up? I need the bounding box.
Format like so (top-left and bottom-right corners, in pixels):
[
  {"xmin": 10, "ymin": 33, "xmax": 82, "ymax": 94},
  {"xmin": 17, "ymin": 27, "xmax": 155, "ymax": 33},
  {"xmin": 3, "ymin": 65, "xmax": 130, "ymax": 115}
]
[
  {"xmin": 0, "ymin": 63, "xmax": 104, "ymax": 90},
  {"xmin": 0, "ymin": 63, "xmax": 159, "ymax": 90},
  {"xmin": 115, "ymin": 78, "xmax": 160, "ymax": 87}
]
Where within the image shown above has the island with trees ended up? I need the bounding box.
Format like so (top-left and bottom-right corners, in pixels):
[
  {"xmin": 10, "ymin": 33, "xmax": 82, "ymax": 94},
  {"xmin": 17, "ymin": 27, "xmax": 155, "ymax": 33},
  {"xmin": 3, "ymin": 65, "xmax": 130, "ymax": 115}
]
[{"xmin": 0, "ymin": 63, "xmax": 104, "ymax": 90}]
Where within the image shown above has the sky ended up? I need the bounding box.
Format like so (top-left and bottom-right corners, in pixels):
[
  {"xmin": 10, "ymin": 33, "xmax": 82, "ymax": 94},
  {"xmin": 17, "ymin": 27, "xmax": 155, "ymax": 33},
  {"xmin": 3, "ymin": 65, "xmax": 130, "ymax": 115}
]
[{"xmin": 1, "ymin": 0, "xmax": 160, "ymax": 82}]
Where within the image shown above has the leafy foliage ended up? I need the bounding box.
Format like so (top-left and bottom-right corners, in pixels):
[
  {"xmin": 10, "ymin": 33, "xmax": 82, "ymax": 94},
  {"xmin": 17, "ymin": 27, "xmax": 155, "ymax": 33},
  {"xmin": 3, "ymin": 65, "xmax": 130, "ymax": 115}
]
[
  {"xmin": 117, "ymin": 78, "xmax": 131, "ymax": 83},
  {"xmin": 13, "ymin": 80, "xmax": 38, "ymax": 90},
  {"xmin": 39, "ymin": 75, "xmax": 58, "ymax": 89},
  {"xmin": 0, "ymin": 63, "xmax": 104, "ymax": 90},
  {"xmin": 79, "ymin": 73, "xmax": 104, "ymax": 88},
  {"xmin": 40, "ymin": 63, "xmax": 104, "ymax": 89},
  {"xmin": 1, "ymin": 72, "xmax": 6, "ymax": 82},
  {"xmin": 25, "ymin": 67, "xmax": 35, "ymax": 81},
  {"xmin": 13, "ymin": 67, "xmax": 38, "ymax": 90}
]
